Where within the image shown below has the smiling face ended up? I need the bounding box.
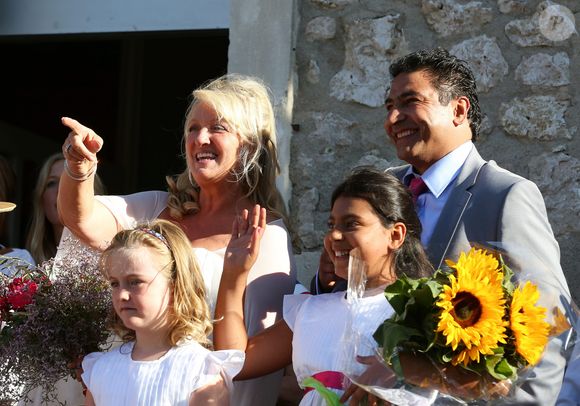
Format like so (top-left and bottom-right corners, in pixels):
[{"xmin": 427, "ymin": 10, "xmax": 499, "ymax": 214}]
[
  {"xmin": 42, "ymin": 159, "xmax": 64, "ymax": 227},
  {"xmin": 107, "ymin": 247, "xmax": 172, "ymax": 335},
  {"xmin": 384, "ymin": 70, "xmax": 471, "ymax": 174},
  {"xmin": 325, "ymin": 196, "xmax": 400, "ymax": 288},
  {"xmin": 185, "ymin": 102, "xmax": 241, "ymax": 187}
]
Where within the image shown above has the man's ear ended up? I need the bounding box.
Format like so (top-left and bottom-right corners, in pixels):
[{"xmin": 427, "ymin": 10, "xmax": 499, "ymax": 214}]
[
  {"xmin": 388, "ymin": 222, "xmax": 407, "ymax": 250},
  {"xmin": 453, "ymin": 96, "xmax": 470, "ymax": 127}
]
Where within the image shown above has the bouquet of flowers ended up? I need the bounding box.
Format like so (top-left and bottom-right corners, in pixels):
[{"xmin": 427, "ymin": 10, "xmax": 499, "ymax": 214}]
[
  {"xmin": 370, "ymin": 247, "xmax": 573, "ymax": 403},
  {"xmin": 0, "ymin": 238, "xmax": 111, "ymax": 402}
]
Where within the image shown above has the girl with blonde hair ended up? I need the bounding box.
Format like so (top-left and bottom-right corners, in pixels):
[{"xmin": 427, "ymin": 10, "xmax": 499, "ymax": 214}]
[{"xmin": 82, "ymin": 219, "xmax": 243, "ymax": 405}]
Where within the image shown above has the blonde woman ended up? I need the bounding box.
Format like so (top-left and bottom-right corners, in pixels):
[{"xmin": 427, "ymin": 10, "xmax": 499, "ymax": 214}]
[
  {"xmin": 58, "ymin": 74, "xmax": 296, "ymax": 405},
  {"xmin": 25, "ymin": 153, "xmax": 105, "ymax": 264}
]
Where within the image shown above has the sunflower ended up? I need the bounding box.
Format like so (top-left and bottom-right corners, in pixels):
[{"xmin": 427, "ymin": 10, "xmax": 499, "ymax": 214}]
[
  {"xmin": 510, "ymin": 281, "xmax": 550, "ymax": 365},
  {"xmin": 436, "ymin": 248, "xmax": 508, "ymax": 366}
]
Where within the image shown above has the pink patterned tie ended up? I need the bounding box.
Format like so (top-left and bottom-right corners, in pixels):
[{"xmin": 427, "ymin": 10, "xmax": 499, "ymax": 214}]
[{"xmin": 409, "ymin": 177, "xmax": 428, "ymax": 204}]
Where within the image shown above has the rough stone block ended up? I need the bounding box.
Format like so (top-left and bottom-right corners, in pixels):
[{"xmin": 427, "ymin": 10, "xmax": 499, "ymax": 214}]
[
  {"xmin": 537, "ymin": 3, "xmax": 576, "ymax": 42},
  {"xmin": 505, "ymin": 16, "xmax": 552, "ymax": 46},
  {"xmin": 421, "ymin": 0, "xmax": 492, "ymax": 37},
  {"xmin": 500, "ymin": 95, "xmax": 570, "ymax": 140},
  {"xmin": 505, "ymin": 2, "xmax": 575, "ymax": 46},
  {"xmin": 305, "ymin": 16, "xmax": 337, "ymax": 41},
  {"xmin": 497, "ymin": 0, "xmax": 531, "ymax": 14},
  {"xmin": 515, "ymin": 52, "xmax": 570, "ymax": 86},
  {"xmin": 329, "ymin": 14, "xmax": 404, "ymax": 107},
  {"xmin": 450, "ymin": 35, "xmax": 508, "ymax": 92}
]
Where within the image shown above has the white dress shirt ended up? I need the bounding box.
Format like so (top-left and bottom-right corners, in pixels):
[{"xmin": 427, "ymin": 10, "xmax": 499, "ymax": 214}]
[{"xmin": 403, "ymin": 141, "xmax": 473, "ymax": 247}]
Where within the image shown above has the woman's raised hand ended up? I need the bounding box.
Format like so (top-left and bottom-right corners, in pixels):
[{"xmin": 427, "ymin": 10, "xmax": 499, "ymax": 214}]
[
  {"xmin": 61, "ymin": 117, "xmax": 104, "ymax": 179},
  {"xmin": 224, "ymin": 205, "xmax": 266, "ymax": 276}
]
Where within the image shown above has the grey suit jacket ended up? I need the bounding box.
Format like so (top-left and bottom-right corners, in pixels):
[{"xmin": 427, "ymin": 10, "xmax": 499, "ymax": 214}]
[{"xmin": 390, "ymin": 146, "xmax": 571, "ymax": 405}]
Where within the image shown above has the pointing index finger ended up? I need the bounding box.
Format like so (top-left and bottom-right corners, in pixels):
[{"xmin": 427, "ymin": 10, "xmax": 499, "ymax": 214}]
[
  {"xmin": 61, "ymin": 116, "xmax": 104, "ymax": 155},
  {"xmin": 61, "ymin": 116, "xmax": 88, "ymax": 134}
]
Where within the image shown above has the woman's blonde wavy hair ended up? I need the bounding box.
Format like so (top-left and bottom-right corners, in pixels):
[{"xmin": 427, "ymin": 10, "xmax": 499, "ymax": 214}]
[
  {"xmin": 100, "ymin": 219, "xmax": 212, "ymax": 348},
  {"xmin": 166, "ymin": 74, "xmax": 287, "ymax": 221},
  {"xmin": 26, "ymin": 153, "xmax": 106, "ymax": 263}
]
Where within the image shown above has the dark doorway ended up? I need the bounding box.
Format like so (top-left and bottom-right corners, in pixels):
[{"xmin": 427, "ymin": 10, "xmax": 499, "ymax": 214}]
[{"xmin": 0, "ymin": 30, "xmax": 229, "ymax": 247}]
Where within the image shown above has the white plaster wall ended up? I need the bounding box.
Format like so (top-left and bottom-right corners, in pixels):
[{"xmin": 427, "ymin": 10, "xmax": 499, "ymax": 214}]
[
  {"xmin": 0, "ymin": 0, "xmax": 228, "ymax": 35},
  {"xmin": 228, "ymin": 0, "xmax": 298, "ymax": 208}
]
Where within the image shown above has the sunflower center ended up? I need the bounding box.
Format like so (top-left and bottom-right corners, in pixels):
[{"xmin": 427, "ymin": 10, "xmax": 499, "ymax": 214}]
[{"xmin": 450, "ymin": 292, "xmax": 482, "ymax": 328}]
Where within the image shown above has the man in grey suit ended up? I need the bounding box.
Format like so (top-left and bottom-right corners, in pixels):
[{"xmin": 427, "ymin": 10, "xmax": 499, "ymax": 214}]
[{"xmin": 384, "ymin": 48, "xmax": 571, "ymax": 405}]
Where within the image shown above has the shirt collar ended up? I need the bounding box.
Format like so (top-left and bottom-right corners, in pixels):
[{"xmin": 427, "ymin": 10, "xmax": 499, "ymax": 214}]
[{"xmin": 403, "ymin": 141, "xmax": 473, "ymax": 198}]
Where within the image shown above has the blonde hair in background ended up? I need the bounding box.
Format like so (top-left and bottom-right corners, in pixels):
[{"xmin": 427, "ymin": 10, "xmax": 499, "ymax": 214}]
[
  {"xmin": 166, "ymin": 73, "xmax": 287, "ymax": 221},
  {"xmin": 100, "ymin": 219, "xmax": 212, "ymax": 348},
  {"xmin": 26, "ymin": 153, "xmax": 106, "ymax": 263}
]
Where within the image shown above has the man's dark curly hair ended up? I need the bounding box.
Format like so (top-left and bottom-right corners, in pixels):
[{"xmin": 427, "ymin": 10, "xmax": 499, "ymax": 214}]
[{"xmin": 389, "ymin": 48, "xmax": 482, "ymax": 141}]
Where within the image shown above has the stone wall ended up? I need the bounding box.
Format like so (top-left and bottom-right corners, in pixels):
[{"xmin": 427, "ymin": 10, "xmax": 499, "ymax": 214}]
[{"xmin": 289, "ymin": 0, "xmax": 579, "ymax": 303}]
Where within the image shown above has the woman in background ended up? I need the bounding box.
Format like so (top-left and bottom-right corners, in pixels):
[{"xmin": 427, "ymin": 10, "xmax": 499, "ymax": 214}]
[{"xmin": 25, "ymin": 153, "xmax": 105, "ymax": 264}]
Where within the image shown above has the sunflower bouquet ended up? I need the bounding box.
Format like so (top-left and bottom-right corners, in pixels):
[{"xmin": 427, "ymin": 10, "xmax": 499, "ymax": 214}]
[
  {"xmin": 372, "ymin": 247, "xmax": 569, "ymax": 402},
  {"xmin": 0, "ymin": 237, "xmax": 111, "ymax": 403}
]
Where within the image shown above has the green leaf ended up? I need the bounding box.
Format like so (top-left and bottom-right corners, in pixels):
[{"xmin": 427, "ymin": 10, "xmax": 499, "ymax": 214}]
[
  {"xmin": 485, "ymin": 354, "xmax": 516, "ymax": 380},
  {"xmin": 424, "ymin": 280, "xmax": 443, "ymax": 299},
  {"xmin": 373, "ymin": 320, "xmax": 423, "ymax": 362},
  {"xmin": 384, "ymin": 279, "xmax": 412, "ymax": 314},
  {"xmin": 412, "ymin": 283, "xmax": 439, "ymax": 309},
  {"xmin": 500, "ymin": 257, "xmax": 515, "ymax": 294},
  {"xmin": 302, "ymin": 377, "xmax": 344, "ymax": 406},
  {"xmin": 494, "ymin": 358, "xmax": 517, "ymax": 380}
]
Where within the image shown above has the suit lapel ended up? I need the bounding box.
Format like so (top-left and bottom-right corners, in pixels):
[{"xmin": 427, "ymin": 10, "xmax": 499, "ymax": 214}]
[
  {"xmin": 427, "ymin": 148, "xmax": 487, "ymax": 269},
  {"xmin": 386, "ymin": 165, "xmax": 409, "ymax": 180}
]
